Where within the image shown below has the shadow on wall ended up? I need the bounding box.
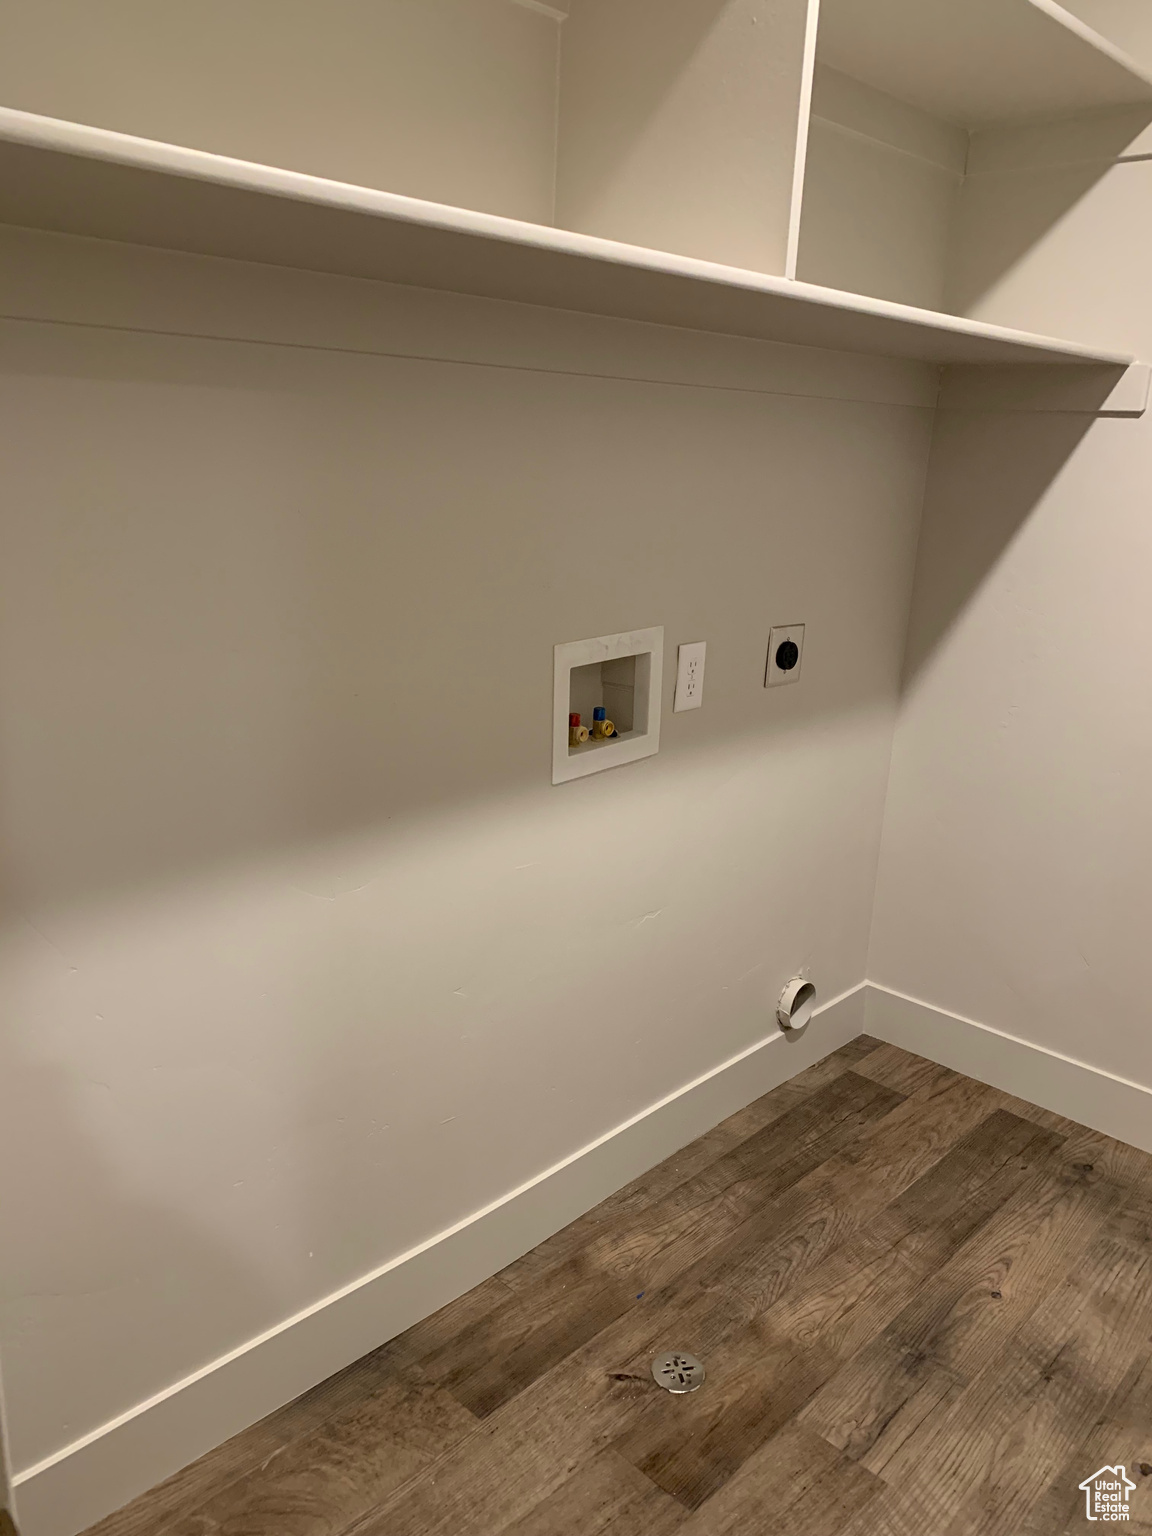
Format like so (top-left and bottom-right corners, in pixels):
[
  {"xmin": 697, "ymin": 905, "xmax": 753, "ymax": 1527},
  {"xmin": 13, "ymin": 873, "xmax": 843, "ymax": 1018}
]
[
  {"xmin": 0, "ymin": 316, "xmax": 920, "ymax": 911},
  {"xmin": 946, "ymin": 108, "xmax": 1152, "ymax": 321},
  {"xmin": 900, "ymin": 407, "xmax": 1100, "ymax": 688},
  {"xmin": 0, "ymin": 301, "xmax": 930, "ymax": 1487}
]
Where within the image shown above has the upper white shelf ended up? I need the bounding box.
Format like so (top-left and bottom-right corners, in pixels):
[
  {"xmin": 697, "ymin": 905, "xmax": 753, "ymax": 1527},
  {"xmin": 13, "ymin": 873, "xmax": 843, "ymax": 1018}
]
[
  {"xmin": 818, "ymin": 0, "xmax": 1152, "ymax": 128},
  {"xmin": 0, "ymin": 107, "xmax": 1134, "ymax": 370}
]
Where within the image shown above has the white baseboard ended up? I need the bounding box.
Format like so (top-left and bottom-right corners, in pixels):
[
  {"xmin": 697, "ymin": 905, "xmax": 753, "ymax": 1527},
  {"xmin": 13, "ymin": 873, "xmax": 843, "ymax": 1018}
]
[
  {"xmin": 13, "ymin": 985, "xmax": 866, "ymax": 1536},
  {"xmin": 865, "ymin": 983, "xmax": 1152, "ymax": 1156}
]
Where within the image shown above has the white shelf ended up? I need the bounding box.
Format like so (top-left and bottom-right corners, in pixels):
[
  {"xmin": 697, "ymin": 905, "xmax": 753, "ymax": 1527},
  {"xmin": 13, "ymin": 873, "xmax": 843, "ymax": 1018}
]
[
  {"xmin": 818, "ymin": 0, "xmax": 1152, "ymax": 129},
  {"xmin": 0, "ymin": 107, "xmax": 1134, "ymax": 370}
]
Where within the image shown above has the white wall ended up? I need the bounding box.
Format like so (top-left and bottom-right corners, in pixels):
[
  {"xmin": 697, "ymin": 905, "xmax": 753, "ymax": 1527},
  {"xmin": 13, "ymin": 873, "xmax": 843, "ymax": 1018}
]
[
  {"xmin": 1062, "ymin": 0, "xmax": 1152, "ymax": 67},
  {"xmin": 871, "ymin": 72, "xmax": 1152, "ymax": 1102},
  {"xmin": 797, "ymin": 66, "xmax": 967, "ymax": 310},
  {"xmin": 947, "ymin": 105, "xmax": 1152, "ymax": 349},
  {"xmin": 0, "ymin": 226, "xmax": 933, "ymax": 1497},
  {"xmin": 0, "ymin": 0, "xmax": 562, "ymax": 223},
  {"xmin": 556, "ymin": 0, "xmax": 810, "ymax": 270}
]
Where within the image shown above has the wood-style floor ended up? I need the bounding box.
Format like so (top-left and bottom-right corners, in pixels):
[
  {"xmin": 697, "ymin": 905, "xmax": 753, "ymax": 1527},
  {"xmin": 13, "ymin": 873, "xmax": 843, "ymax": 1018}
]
[{"xmin": 84, "ymin": 1037, "xmax": 1152, "ymax": 1536}]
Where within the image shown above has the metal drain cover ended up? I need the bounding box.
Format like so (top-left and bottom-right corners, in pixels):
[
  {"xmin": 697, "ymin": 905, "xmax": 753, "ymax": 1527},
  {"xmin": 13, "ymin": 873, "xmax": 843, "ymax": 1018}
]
[{"xmin": 651, "ymin": 1351, "xmax": 706, "ymax": 1393}]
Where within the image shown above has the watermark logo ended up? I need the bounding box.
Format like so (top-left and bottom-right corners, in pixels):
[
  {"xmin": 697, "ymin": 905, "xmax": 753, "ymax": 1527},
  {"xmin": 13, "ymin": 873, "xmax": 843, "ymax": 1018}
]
[{"xmin": 1079, "ymin": 1465, "xmax": 1136, "ymax": 1521}]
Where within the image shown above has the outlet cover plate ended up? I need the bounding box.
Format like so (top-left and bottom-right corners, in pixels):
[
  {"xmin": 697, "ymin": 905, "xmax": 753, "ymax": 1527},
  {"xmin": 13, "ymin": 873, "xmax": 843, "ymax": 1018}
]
[
  {"xmin": 674, "ymin": 641, "xmax": 706, "ymax": 712},
  {"xmin": 766, "ymin": 624, "xmax": 805, "ymax": 687}
]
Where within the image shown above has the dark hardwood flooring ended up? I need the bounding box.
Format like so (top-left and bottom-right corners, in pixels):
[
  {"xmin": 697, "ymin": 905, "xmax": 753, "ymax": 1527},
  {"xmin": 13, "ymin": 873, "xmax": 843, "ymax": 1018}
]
[{"xmin": 83, "ymin": 1038, "xmax": 1152, "ymax": 1536}]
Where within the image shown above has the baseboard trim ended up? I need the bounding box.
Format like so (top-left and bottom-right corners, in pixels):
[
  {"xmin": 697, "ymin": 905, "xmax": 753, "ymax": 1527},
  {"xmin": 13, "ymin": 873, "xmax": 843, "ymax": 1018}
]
[
  {"xmin": 865, "ymin": 983, "xmax": 1152, "ymax": 1155},
  {"xmin": 13, "ymin": 984, "xmax": 866, "ymax": 1536}
]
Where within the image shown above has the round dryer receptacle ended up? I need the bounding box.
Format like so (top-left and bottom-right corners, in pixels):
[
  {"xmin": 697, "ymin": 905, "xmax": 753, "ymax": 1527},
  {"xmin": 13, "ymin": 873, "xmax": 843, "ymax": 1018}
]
[{"xmin": 778, "ymin": 977, "xmax": 816, "ymax": 1031}]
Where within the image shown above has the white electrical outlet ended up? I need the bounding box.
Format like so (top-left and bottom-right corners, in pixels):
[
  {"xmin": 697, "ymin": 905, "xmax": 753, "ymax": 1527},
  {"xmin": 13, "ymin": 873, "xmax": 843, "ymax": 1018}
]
[
  {"xmin": 766, "ymin": 624, "xmax": 805, "ymax": 687},
  {"xmin": 674, "ymin": 641, "xmax": 707, "ymax": 712}
]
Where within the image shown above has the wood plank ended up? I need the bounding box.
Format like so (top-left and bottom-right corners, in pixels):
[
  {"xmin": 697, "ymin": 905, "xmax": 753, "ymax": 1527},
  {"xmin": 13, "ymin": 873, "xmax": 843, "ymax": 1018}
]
[
  {"xmin": 674, "ymin": 1421, "xmax": 880, "ymax": 1536},
  {"xmin": 1022, "ymin": 1180, "xmax": 1152, "ymax": 1535},
  {"xmin": 852, "ymin": 1043, "xmax": 958, "ymax": 1100},
  {"xmin": 1085, "ymin": 1131, "xmax": 1152, "ymax": 1194},
  {"xmin": 80, "ymin": 1427, "xmax": 292, "ymax": 1536},
  {"xmin": 343, "ymin": 1335, "xmax": 674, "ymax": 1536},
  {"xmin": 416, "ymin": 1072, "xmax": 903, "ymax": 1418},
  {"xmin": 684, "ymin": 1071, "xmax": 905, "ymax": 1205},
  {"xmin": 498, "ymin": 1451, "xmax": 687, "ymax": 1536},
  {"xmin": 830, "ymin": 1034, "xmax": 885, "ymax": 1062},
  {"xmin": 498, "ymin": 1040, "xmax": 887, "ymax": 1292},
  {"xmin": 761, "ymin": 1453, "xmax": 883, "ymax": 1536},
  {"xmin": 858, "ymin": 1043, "xmax": 1098, "ymax": 1140},
  {"xmin": 614, "ymin": 1265, "xmax": 895, "ymax": 1511},
  {"xmin": 80, "ymin": 1342, "xmax": 451, "ymax": 1536},
  {"xmin": 153, "ymin": 1369, "xmax": 475, "ymax": 1536},
  {"xmin": 419, "ymin": 1266, "xmax": 639, "ymax": 1421},
  {"xmin": 364, "ymin": 1171, "xmax": 943, "ymax": 1536},
  {"xmin": 946, "ymin": 1222, "xmax": 1152, "ymax": 1536},
  {"xmin": 612, "ymin": 1112, "xmax": 1060, "ymax": 1508},
  {"xmin": 355, "ymin": 1187, "xmax": 860, "ymax": 1536},
  {"xmin": 832, "ymin": 1189, "xmax": 1152, "ymax": 1536},
  {"xmin": 615, "ymin": 1317, "xmax": 842, "ymax": 1510},
  {"xmin": 578, "ymin": 1073, "xmax": 1006, "ymax": 1432},
  {"xmin": 1024, "ymin": 1347, "xmax": 1152, "ymax": 1534},
  {"xmin": 801, "ymin": 1127, "xmax": 1122, "ymax": 1474},
  {"xmin": 992, "ymin": 1090, "xmax": 1086, "ymax": 1139},
  {"xmin": 706, "ymin": 1072, "xmax": 1004, "ymax": 1317},
  {"xmin": 877, "ymin": 1108, "xmax": 1061, "ymax": 1225},
  {"xmin": 384, "ymin": 1274, "xmax": 517, "ymax": 1368},
  {"xmin": 883, "ymin": 1132, "xmax": 1129, "ymax": 1424}
]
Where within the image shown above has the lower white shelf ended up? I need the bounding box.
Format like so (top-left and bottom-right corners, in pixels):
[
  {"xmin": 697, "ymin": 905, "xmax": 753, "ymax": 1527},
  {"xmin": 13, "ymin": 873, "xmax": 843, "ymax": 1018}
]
[{"xmin": 0, "ymin": 106, "xmax": 1135, "ymax": 370}]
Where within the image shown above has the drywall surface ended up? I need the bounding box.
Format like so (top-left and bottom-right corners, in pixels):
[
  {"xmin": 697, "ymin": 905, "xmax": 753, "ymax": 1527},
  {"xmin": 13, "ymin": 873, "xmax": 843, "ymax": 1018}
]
[
  {"xmin": 555, "ymin": 0, "xmax": 810, "ymax": 270},
  {"xmin": 0, "ymin": 229, "xmax": 932, "ymax": 1489},
  {"xmin": 816, "ymin": 0, "xmax": 1152, "ymax": 126},
  {"xmin": 1063, "ymin": 0, "xmax": 1152, "ymax": 68},
  {"xmin": 0, "ymin": 0, "xmax": 561, "ymax": 222},
  {"xmin": 871, "ymin": 101, "xmax": 1152, "ymax": 1104},
  {"xmin": 949, "ymin": 107, "xmax": 1152, "ymax": 351},
  {"xmin": 798, "ymin": 67, "xmax": 966, "ymax": 311}
]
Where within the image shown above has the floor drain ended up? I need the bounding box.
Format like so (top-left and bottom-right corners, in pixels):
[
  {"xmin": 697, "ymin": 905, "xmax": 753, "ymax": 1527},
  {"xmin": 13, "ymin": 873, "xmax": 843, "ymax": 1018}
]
[{"xmin": 651, "ymin": 1351, "xmax": 706, "ymax": 1393}]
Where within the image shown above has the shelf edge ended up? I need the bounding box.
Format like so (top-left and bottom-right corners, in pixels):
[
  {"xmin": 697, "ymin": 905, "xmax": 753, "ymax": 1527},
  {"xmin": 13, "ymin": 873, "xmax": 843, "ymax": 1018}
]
[{"xmin": 0, "ymin": 106, "xmax": 1135, "ymax": 370}]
